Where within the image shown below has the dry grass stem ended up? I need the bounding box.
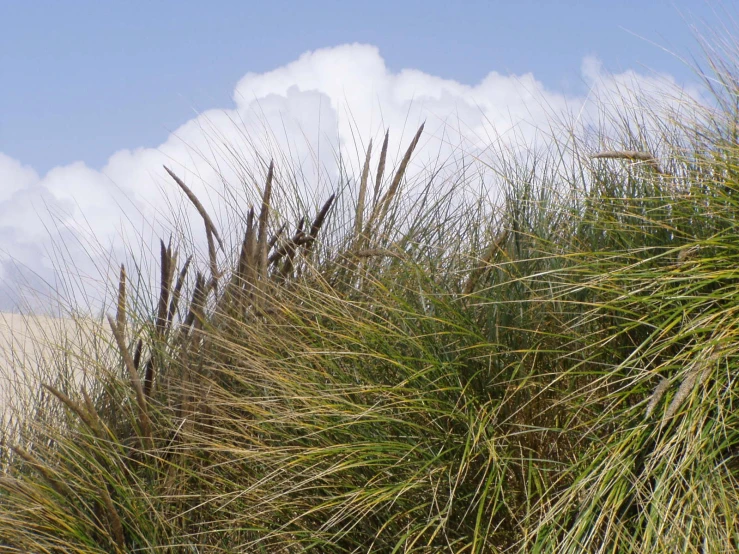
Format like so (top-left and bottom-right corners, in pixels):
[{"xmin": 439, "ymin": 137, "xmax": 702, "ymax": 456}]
[
  {"xmin": 106, "ymin": 314, "xmax": 152, "ymax": 445},
  {"xmin": 100, "ymin": 484, "xmax": 125, "ymax": 551},
  {"xmin": 355, "ymin": 139, "xmax": 373, "ymax": 239},
  {"xmin": 10, "ymin": 446, "xmax": 73, "ymax": 498},
  {"xmin": 590, "ymin": 150, "xmax": 666, "ymax": 174},
  {"xmin": 116, "ymin": 264, "xmax": 126, "ymax": 335},
  {"xmin": 645, "ymin": 377, "xmax": 670, "ymax": 418},
  {"xmin": 373, "ymin": 130, "xmax": 389, "ymax": 208},
  {"xmin": 167, "ymin": 255, "xmax": 192, "ymax": 327},
  {"xmin": 42, "ymin": 383, "xmax": 101, "ymax": 436},
  {"xmin": 163, "ymin": 165, "xmax": 224, "ymax": 249},
  {"xmin": 368, "ymin": 124, "xmax": 424, "ymax": 237},
  {"xmin": 257, "ymin": 161, "xmax": 275, "ymax": 281}
]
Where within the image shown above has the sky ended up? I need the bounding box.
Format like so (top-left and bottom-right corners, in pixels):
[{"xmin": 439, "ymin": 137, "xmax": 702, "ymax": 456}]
[{"xmin": 0, "ymin": 0, "xmax": 733, "ymax": 312}]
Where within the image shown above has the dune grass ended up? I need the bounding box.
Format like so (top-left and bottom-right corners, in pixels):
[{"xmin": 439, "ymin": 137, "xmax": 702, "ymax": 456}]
[{"xmin": 1, "ymin": 43, "xmax": 739, "ymax": 553}]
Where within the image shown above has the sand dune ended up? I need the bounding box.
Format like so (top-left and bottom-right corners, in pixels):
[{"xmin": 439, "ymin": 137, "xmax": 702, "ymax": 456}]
[{"xmin": 0, "ymin": 313, "xmax": 111, "ymax": 427}]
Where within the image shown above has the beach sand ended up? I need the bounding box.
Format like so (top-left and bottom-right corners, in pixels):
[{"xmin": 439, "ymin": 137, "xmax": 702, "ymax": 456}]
[{"xmin": 0, "ymin": 313, "xmax": 111, "ymax": 428}]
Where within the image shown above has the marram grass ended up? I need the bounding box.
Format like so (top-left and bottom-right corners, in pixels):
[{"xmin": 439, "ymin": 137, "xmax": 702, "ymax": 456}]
[{"xmin": 1, "ymin": 54, "xmax": 739, "ymax": 554}]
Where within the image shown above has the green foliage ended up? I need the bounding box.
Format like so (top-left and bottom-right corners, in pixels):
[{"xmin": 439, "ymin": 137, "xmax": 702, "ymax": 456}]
[{"xmin": 2, "ymin": 45, "xmax": 739, "ymax": 553}]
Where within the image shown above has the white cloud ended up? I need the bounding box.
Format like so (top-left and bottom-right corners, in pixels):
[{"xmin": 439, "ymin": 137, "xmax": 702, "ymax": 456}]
[
  {"xmin": 0, "ymin": 43, "xmax": 705, "ymax": 313},
  {"xmin": 0, "ymin": 154, "xmax": 38, "ymax": 202}
]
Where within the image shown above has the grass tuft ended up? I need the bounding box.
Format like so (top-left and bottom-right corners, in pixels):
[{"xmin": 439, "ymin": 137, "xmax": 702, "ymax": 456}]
[{"xmin": 2, "ymin": 36, "xmax": 739, "ymax": 553}]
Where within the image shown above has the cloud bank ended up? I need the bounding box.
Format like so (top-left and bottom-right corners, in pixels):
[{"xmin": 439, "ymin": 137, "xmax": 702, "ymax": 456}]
[{"xmin": 0, "ymin": 44, "xmax": 704, "ymax": 314}]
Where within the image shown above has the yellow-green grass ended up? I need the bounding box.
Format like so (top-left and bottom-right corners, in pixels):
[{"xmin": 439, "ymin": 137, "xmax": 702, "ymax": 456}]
[{"xmin": 1, "ymin": 40, "xmax": 739, "ymax": 553}]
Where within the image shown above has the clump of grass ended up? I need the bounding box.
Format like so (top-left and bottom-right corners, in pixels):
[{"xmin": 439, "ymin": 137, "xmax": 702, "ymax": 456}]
[{"xmin": 2, "ymin": 34, "xmax": 739, "ymax": 553}]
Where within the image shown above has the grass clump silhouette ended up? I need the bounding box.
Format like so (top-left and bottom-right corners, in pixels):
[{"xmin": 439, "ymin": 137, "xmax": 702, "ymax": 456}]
[{"xmin": 2, "ymin": 46, "xmax": 739, "ymax": 553}]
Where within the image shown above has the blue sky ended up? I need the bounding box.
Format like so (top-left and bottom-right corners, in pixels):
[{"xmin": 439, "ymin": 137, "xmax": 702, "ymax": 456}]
[
  {"xmin": 0, "ymin": 0, "xmax": 733, "ymax": 311},
  {"xmin": 1, "ymin": 0, "xmax": 724, "ymax": 173}
]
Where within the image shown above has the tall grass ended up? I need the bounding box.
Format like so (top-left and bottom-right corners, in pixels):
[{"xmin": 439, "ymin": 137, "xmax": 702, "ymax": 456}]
[{"xmin": 1, "ymin": 41, "xmax": 739, "ymax": 553}]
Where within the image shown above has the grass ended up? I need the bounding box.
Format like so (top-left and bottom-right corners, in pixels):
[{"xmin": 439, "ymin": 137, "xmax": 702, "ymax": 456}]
[{"xmin": 1, "ymin": 39, "xmax": 739, "ymax": 553}]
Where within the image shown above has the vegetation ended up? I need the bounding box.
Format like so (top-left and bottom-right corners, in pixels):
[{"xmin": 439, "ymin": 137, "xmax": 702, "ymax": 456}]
[{"xmin": 1, "ymin": 39, "xmax": 738, "ymax": 553}]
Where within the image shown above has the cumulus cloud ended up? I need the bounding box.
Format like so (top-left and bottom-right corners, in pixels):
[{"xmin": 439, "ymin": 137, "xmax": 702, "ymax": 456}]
[{"xmin": 0, "ymin": 43, "xmax": 705, "ymax": 314}]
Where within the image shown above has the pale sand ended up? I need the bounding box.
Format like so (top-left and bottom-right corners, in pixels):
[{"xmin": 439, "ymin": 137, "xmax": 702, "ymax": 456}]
[{"xmin": 0, "ymin": 313, "xmax": 111, "ymax": 428}]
